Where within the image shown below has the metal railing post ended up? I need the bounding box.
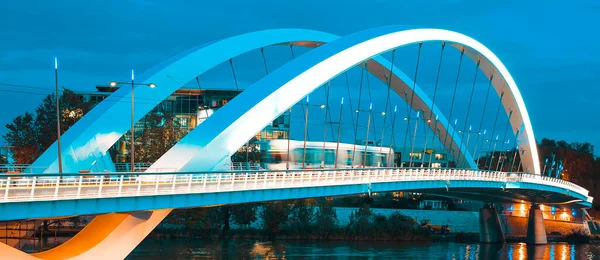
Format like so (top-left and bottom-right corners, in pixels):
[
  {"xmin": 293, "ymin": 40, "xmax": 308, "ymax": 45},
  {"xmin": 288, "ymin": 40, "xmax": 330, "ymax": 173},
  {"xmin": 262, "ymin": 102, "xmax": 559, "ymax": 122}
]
[
  {"xmin": 231, "ymin": 173, "xmax": 236, "ymax": 190},
  {"xmin": 203, "ymin": 174, "xmax": 208, "ymax": 192},
  {"xmin": 217, "ymin": 174, "xmax": 222, "ymax": 191},
  {"xmin": 244, "ymin": 173, "xmax": 249, "ymax": 189},
  {"xmin": 54, "ymin": 176, "xmax": 60, "ymax": 199},
  {"xmin": 98, "ymin": 175, "xmax": 104, "ymax": 197},
  {"xmin": 30, "ymin": 177, "xmax": 37, "ymax": 200},
  {"xmin": 136, "ymin": 175, "xmax": 142, "ymax": 196},
  {"xmin": 254, "ymin": 172, "xmax": 258, "ymax": 189},
  {"xmin": 187, "ymin": 174, "xmax": 193, "ymax": 193},
  {"xmin": 3, "ymin": 177, "xmax": 9, "ymax": 201},
  {"xmin": 171, "ymin": 174, "xmax": 177, "ymax": 193},
  {"xmin": 263, "ymin": 172, "xmax": 268, "ymax": 187},
  {"xmin": 154, "ymin": 175, "xmax": 160, "ymax": 194},
  {"xmin": 77, "ymin": 176, "xmax": 83, "ymax": 199},
  {"xmin": 118, "ymin": 175, "xmax": 124, "ymax": 196}
]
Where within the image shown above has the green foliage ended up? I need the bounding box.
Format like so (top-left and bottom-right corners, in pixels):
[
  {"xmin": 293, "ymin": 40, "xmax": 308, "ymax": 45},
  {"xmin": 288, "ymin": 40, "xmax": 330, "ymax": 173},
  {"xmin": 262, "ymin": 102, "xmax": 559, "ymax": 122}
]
[
  {"xmin": 261, "ymin": 201, "xmax": 291, "ymax": 234},
  {"xmin": 131, "ymin": 112, "xmax": 185, "ymax": 163},
  {"xmin": 3, "ymin": 89, "xmax": 93, "ymax": 164},
  {"xmin": 288, "ymin": 199, "xmax": 315, "ymax": 234},
  {"xmin": 230, "ymin": 203, "xmax": 258, "ymax": 229},
  {"xmin": 314, "ymin": 201, "xmax": 338, "ymax": 237}
]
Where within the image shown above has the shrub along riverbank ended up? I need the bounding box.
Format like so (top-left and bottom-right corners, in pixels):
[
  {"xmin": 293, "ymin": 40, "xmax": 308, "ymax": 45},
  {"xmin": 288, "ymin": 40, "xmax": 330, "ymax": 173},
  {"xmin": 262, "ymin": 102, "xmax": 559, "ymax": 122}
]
[{"xmin": 151, "ymin": 199, "xmax": 433, "ymax": 241}]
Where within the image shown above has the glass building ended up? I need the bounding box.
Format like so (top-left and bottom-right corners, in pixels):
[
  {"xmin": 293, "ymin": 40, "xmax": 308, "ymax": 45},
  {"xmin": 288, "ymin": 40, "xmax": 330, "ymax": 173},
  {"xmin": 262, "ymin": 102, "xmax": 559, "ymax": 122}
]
[{"xmin": 79, "ymin": 85, "xmax": 289, "ymax": 164}]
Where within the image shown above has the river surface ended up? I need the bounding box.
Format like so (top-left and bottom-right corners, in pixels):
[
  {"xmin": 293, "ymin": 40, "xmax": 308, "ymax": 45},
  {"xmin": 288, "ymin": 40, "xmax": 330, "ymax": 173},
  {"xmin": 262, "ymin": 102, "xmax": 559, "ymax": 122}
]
[{"xmin": 127, "ymin": 238, "xmax": 600, "ymax": 259}]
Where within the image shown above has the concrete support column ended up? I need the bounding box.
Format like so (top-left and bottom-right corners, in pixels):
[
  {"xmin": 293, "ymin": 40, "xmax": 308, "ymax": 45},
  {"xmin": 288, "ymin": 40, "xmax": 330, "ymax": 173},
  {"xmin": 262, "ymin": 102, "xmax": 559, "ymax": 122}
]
[
  {"xmin": 479, "ymin": 204, "xmax": 505, "ymax": 243},
  {"xmin": 526, "ymin": 204, "xmax": 547, "ymax": 244}
]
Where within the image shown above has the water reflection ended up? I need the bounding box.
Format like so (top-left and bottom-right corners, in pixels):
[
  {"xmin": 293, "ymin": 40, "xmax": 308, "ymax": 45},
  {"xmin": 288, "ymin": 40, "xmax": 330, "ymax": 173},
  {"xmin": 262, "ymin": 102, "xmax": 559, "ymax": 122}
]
[{"xmin": 128, "ymin": 239, "xmax": 600, "ymax": 259}]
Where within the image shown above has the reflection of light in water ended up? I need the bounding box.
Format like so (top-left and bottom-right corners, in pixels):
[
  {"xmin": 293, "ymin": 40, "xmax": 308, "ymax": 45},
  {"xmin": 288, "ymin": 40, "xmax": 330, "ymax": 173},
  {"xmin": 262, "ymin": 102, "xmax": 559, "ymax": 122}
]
[
  {"xmin": 508, "ymin": 244, "xmax": 514, "ymax": 260},
  {"xmin": 464, "ymin": 245, "xmax": 470, "ymax": 259},
  {"xmin": 518, "ymin": 243, "xmax": 526, "ymax": 260},
  {"xmin": 570, "ymin": 244, "xmax": 575, "ymax": 260},
  {"xmin": 250, "ymin": 242, "xmax": 285, "ymax": 259},
  {"xmin": 550, "ymin": 243, "xmax": 555, "ymax": 259},
  {"xmin": 562, "ymin": 243, "xmax": 568, "ymax": 260}
]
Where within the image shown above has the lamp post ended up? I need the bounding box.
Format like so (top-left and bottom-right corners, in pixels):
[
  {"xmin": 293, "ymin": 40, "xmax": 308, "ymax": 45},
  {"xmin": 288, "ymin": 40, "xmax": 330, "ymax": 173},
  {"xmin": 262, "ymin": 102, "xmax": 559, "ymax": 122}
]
[
  {"xmin": 110, "ymin": 71, "xmax": 156, "ymax": 172},
  {"xmin": 301, "ymin": 95, "xmax": 326, "ymax": 169},
  {"xmin": 54, "ymin": 58, "xmax": 63, "ymax": 173},
  {"xmin": 334, "ymin": 97, "xmax": 344, "ymax": 169}
]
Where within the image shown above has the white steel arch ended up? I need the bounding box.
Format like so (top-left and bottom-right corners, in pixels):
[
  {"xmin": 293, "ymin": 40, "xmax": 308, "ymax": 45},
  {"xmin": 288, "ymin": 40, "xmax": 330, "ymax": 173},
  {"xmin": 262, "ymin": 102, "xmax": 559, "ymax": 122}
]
[{"xmin": 149, "ymin": 26, "xmax": 540, "ymax": 175}]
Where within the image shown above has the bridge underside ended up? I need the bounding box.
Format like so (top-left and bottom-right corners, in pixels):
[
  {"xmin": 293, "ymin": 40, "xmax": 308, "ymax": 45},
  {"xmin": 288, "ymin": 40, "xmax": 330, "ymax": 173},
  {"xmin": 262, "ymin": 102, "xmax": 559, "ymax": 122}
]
[{"xmin": 0, "ymin": 180, "xmax": 589, "ymax": 222}]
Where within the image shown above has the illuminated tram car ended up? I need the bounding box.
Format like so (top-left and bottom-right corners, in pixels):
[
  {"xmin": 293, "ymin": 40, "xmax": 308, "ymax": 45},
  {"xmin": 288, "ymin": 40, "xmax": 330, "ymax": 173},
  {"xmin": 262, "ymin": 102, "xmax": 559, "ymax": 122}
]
[{"xmin": 260, "ymin": 139, "xmax": 394, "ymax": 170}]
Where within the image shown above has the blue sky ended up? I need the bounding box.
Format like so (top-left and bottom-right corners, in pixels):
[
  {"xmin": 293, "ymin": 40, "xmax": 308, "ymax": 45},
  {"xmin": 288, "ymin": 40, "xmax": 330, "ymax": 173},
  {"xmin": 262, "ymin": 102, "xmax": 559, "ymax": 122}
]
[{"xmin": 0, "ymin": 0, "xmax": 599, "ymax": 155}]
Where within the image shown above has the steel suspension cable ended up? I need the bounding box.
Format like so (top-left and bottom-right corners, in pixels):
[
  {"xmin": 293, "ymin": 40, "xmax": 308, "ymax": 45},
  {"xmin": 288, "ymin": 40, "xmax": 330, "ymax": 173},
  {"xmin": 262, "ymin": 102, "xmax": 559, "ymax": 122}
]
[
  {"xmin": 229, "ymin": 59, "xmax": 240, "ymax": 91},
  {"xmin": 325, "ymin": 81, "xmax": 335, "ymax": 138},
  {"xmin": 495, "ymin": 111, "xmax": 513, "ymax": 171},
  {"xmin": 425, "ymin": 42, "xmax": 446, "ymax": 167},
  {"xmin": 380, "ymin": 49, "xmax": 397, "ymax": 153},
  {"xmin": 345, "ymin": 73, "xmax": 357, "ymax": 138},
  {"xmin": 509, "ymin": 130, "xmax": 521, "ymax": 172},
  {"xmin": 486, "ymin": 92, "xmax": 505, "ymax": 170},
  {"xmin": 456, "ymin": 59, "xmax": 481, "ymax": 168},
  {"xmin": 500, "ymin": 130, "xmax": 520, "ymax": 172},
  {"xmin": 365, "ymin": 63, "xmax": 377, "ymax": 141},
  {"xmin": 403, "ymin": 43, "xmax": 423, "ymax": 167},
  {"xmin": 260, "ymin": 47, "xmax": 269, "ymax": 75},
  {"xmin": 290, "ymin": 44, "xmax": 310, "ymax": 140},
  {"xmin": 351, "ymin": 63, "xmax": 366, "ymax": 166},
  {"xmin": 441, "ymin": 48, "xmax": 465, "ymax": 160},
  {"xmin": 472, "ymin": 74, "xmax": 494, "ymax": 168}
]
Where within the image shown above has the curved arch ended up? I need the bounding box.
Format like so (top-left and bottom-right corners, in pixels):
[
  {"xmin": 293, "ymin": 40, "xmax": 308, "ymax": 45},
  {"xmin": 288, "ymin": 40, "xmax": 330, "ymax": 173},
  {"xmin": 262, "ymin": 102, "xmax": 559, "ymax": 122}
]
[
  {"xmin": 28, "ymin": 29, "xmax": 338, "ymax": 174},
  {"xmin": 149, "ymin": 26, "xmax": 539, "ymax": 175},
  {"xmin": 6, "ymin": 27, "xmax": 540, "ymax": 258}
]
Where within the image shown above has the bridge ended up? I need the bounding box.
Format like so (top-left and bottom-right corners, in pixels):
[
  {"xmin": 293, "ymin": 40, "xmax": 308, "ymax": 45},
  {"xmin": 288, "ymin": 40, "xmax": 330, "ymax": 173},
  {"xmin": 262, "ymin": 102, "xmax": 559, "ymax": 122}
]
[{"xmin": 0, "ymin": 25, "xmax": 593, "ymax": 259}]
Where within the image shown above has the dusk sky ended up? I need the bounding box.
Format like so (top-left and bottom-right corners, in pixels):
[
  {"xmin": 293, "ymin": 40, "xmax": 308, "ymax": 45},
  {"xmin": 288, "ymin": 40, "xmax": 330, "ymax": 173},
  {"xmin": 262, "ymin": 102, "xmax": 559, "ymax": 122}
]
[{"xmin": 0, "ymin": 0, "xmax": 599, "ymax": 155}]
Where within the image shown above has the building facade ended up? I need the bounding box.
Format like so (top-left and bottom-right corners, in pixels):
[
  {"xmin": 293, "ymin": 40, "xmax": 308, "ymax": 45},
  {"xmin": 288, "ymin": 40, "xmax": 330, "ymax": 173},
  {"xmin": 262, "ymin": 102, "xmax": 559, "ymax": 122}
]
[{"xmin": 79, "ymin": 86, "xmax": 290, "ymax": 164}]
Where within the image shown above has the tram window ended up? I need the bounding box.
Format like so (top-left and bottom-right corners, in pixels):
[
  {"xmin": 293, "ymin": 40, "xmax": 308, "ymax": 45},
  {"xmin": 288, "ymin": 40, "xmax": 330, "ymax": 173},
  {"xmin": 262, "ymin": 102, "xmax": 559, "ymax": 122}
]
[
  {"xmin": 346, "ymin": 150, "xmax": 353, "ymax": 165},
  {"xmin": 324, "ymin": 149, "xmax": 336, "ymax": 164},
  {"xmin": 293, "ymin": 149, "xmax": 303, "ymax": 163}
]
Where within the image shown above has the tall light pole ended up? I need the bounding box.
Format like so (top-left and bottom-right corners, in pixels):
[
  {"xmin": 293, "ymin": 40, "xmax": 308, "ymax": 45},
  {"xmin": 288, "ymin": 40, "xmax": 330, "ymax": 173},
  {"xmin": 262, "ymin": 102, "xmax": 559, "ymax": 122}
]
[
  {"xmin": 54, "ymin": 58, "xmax": 63, "ymax": 173},
  {"xmin": 110, "ymin": 72, "xmax": 156, "ymax": 172},
  {"xmin": 334, "ymin": 97, "xmax": 344, "ymax": 169},
  {"xmin": 301, "ymin": 95, "xmax": 325, "ymax": 169},
  {"xmin": 362, "ymin": 103, "xmax": 372, "ymax": 167}
]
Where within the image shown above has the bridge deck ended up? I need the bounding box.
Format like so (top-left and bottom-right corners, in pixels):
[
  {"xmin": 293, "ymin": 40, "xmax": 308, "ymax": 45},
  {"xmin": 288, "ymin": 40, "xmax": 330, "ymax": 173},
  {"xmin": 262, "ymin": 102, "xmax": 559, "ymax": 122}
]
[{"xmin": 0, "ymin": 168, "xmax": 592, "ymax": 221}]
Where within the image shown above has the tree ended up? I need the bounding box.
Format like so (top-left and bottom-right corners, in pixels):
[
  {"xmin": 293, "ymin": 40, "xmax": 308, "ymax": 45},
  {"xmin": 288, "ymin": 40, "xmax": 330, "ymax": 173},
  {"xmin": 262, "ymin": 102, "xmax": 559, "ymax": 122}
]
[
  {"xmin": 4, "ymin": 112, "xmax": 38, "ymax": 164},
  {"xmin": 230, "ymin": 203, "xmax": 258, "ymax": 229},
  {"xmin": 132, "ymin": 112, "xmax": 185, "ymax": 163},
  {"xmin": 315, "ymin": 201, "xmax": 337, "ymax": 237},
  {"xmin": 289, "ymin": 199, "xmax": 315, "ymax": 234},
  {"xmin": 261, "ymin": 201, "xmax": 291, "ymax": 235},
  {"xmin": 3, "ymin": 89, "xmax": 92, "ymax": 164}
]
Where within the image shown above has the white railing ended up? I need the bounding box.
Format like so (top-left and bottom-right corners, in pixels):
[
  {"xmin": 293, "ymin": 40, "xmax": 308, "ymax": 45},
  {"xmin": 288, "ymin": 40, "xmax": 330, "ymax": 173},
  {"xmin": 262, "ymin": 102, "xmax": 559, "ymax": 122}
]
[{"xmin": 0, "ymin": 168, "xmax": 589, "ymax": 204}]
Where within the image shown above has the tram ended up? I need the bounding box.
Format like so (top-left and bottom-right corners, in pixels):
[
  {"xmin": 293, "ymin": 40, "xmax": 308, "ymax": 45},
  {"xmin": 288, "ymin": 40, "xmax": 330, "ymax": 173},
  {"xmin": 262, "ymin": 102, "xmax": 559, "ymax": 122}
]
[{"xmin": 259, "ymin": 139, "xmax": 394, "ymax": 170}]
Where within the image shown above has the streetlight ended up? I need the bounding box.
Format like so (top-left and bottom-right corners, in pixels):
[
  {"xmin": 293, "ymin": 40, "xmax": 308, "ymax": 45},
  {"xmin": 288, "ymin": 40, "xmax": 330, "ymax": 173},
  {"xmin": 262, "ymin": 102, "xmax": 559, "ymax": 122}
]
[
  {"xmin": 301, "ymin": 95, "xmax": 326, "ymax": 169},
  {"xmin": 110, "ymin": 70, "xmax": 156, "ymax": 172},
  {"xmin": 54, "ymin": 57, "xmax": 63, "ymax": 173}
]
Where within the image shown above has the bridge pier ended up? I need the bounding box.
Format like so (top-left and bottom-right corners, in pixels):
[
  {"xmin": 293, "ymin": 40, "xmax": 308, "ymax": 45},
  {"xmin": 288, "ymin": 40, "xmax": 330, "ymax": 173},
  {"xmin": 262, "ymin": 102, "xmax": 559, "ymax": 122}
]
[
  {"xmin": 479, "ymin": 203, "xmax": 505, "ymax": 243},
  {"xmin": 526, "ymin": 204, "xmax": 547, "ymax": 244}
]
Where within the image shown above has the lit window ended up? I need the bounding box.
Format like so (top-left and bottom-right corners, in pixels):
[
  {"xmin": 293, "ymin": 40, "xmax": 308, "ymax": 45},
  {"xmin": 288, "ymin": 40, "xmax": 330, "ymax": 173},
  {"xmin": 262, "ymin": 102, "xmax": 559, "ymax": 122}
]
[
  {"xmin": 435, "ymin": 153, "xmax": 446, "ymax": 160},
  {"xmin": 409, "ymin": 152, "xmax": 422, "ymax": 160}
]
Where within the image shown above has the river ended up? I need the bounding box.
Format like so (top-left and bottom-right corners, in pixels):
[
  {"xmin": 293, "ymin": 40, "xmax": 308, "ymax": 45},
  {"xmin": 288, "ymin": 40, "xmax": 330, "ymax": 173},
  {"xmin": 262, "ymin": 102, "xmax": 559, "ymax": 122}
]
[{"xmin": 127, "ymin": 239, "xmax": 600, "ymax": 259}]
